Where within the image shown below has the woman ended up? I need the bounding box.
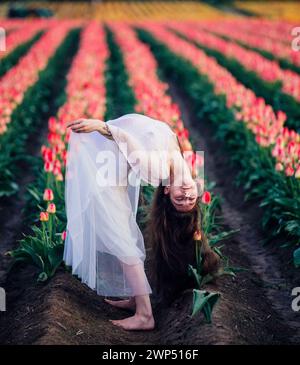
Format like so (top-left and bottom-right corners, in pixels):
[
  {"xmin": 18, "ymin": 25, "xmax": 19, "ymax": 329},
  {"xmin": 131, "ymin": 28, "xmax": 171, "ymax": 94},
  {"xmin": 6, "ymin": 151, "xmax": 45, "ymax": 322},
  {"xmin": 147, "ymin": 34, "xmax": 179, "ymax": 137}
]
[
  {"xmin": 146, "ymin": 183, "xmax": 220, "ymax": 305},
  {"xmin": 64, "ymin": 113, "xmax": 219, "ymax": 331}
]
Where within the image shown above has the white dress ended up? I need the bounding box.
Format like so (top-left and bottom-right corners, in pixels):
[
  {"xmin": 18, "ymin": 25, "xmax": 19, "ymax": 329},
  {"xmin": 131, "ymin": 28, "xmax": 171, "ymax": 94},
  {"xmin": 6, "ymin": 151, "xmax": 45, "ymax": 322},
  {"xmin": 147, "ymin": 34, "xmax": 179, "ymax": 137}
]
[{"xmin": 63, "ymin": 113, "xmax": 185, "ymax": 297}]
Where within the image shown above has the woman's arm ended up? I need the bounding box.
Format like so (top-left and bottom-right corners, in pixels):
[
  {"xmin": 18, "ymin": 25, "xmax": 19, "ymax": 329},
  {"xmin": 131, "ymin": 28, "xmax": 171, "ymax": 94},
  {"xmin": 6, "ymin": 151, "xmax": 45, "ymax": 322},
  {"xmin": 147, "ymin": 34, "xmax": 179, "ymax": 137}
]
[{"xmin": 66, "ymin": 118, "xmax": 114, "ymax": 140}]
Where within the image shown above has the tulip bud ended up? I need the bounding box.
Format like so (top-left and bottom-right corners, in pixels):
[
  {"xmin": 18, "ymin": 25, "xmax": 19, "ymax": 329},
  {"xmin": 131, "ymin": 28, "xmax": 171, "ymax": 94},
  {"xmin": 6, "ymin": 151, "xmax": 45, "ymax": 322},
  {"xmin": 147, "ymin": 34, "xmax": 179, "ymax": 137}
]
[
  {"xmin": 61, "ymin": 231, "xmax": 67, "ymax": 241},
  {"xmin": 55, "ymin": 173, "xmax": 64, "ymax": 182},
  {"xmin": 40, "ymin": 212, "xmax": 49, "ymax": 222},
  {"xmin": 43, "ymin": 188, "xmax": 54, "ymax": 201},
  {"xmin": 285, "ymin": 165, "xmax": 294, "ymax": 177},
  {"xmin": 201, "ymin": 191, "xmax": 211, "ymax": 205},
  {"xmin": 47, "ymin": 203, "xmax": 56, "ymax": 214},
  {"xmin": 193, "ymin": 229, "xmax": 202, "ymax": 241},
  {"xmin": 44, "ymin": 161, "xmax": 53, "ymax": 172}
]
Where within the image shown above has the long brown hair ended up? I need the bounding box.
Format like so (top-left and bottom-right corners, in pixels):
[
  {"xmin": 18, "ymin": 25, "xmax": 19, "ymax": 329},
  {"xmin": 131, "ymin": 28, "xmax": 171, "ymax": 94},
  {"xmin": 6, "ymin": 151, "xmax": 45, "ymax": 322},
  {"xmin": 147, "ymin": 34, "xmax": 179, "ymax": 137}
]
[{"xmin": 145, "ymin": 183, "xmax": 220, "ymax": 302}]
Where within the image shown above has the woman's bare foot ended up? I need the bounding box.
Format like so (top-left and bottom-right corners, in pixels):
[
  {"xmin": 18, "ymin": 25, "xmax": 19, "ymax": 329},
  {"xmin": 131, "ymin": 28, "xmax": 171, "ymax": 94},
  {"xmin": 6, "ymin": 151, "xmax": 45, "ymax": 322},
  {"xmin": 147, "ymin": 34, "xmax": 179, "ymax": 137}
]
[
  {"xmin": 104, "ymin": 298, "xmax": 136, "ymax": 311},
  {"xmin": 109, "ymin": 313, "xmax": 155, "ymax": 331}
]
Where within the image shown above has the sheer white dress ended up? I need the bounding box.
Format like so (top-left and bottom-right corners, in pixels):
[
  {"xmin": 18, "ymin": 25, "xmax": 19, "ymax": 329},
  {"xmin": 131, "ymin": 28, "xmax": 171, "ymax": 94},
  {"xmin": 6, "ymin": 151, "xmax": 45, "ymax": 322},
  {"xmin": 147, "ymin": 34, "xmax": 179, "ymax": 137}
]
[{"xmin": 63, "ymin": 113, "xmax": 187, "ymax": 297}]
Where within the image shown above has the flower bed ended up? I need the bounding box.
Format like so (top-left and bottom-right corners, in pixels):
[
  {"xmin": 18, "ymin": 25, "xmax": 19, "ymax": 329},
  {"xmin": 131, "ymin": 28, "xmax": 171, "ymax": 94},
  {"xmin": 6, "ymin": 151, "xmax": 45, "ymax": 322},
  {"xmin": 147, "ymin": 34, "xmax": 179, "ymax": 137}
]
[
  {"xmin": 199, "ymin": 20, "xmax": 300, "ymax": 69},
  {"xmin": 168, "ymin": 22, "xmax": 300, "ymax": 132},
  {"xmin": 169, "ymin": 22, "xmax": 300, "ymax": 104}
]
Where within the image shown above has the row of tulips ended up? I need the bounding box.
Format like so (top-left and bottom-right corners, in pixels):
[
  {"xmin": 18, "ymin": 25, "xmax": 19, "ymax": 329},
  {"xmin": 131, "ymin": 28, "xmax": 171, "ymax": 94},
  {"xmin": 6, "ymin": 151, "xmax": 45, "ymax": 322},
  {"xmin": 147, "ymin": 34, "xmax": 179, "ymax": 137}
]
[
  {"xmin": 0, "ymin": 19, "xmax": 29, "ymax": 31},
  {"xmin": 43, "ymin": 22, "xmax": 109, "ymax": 182},
  {"xmin": 145, "ymin": 23, "xmax": 300, "ymax": 180},
  {"xmin": 0, "ymin": 21, "xmax": 78, "ymax": 136},
  {"xmin": 220, "ymin": 18, "xmax": 294, "ymax": 46},
  {"xmin": 107, "ymin": 22, "xmax": 201, "ymax": 175},
  {"xmin": 108, "ymin": 22, "xmax": 238, "ymax": 321},
  {"xmin": 169, "ymin": 22, "xmax": 300, "ymax": 104},
  {"xmin": 10, "ymin": 22, "xmax": 109, "ymax": 282},
  {"xmin": 200, "ymin": 20, "xmax": 300, "ymax": 68},
  {"xmin": 0, "ymin": 26, "xmax": 43, "ymax": 80},
  {"xmin": 135, "ymin": 24, "xmax": 300, "ymax": 262},
  {"xmin": 0, "ymin": 20, "xmax": 46, "ymax": 60}
]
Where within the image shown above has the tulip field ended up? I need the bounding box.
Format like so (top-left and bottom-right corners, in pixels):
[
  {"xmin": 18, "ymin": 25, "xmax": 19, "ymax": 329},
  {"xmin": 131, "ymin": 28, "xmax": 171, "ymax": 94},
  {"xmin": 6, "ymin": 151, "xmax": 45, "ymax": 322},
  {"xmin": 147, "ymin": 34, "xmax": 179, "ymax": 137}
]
[{"xmin": 0, "ymin": 1, "xmax": 300, "ymax": 346}]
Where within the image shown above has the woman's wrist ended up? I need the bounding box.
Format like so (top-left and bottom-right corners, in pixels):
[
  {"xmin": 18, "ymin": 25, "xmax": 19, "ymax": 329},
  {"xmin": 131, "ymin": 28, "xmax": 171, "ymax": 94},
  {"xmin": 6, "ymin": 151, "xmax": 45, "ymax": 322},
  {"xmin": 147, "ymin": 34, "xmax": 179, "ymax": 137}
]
[{"xmin": 98, "ymin": 120, "xmax": 113, "ymax": 139}]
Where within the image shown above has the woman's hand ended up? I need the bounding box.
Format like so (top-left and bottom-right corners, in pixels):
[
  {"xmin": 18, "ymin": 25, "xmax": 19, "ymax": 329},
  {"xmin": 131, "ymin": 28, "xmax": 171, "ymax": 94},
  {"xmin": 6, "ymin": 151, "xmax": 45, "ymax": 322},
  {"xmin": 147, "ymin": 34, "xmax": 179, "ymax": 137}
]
[{"xmin": 67, "ymin": 118, "xmax": 113, "ymax": 139}]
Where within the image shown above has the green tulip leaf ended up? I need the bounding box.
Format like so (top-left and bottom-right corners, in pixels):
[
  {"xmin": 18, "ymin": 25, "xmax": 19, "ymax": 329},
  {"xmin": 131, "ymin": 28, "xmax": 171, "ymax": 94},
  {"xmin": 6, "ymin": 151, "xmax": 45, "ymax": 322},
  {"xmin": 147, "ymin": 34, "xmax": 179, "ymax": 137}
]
[
  {"xmin": 293, "ymin": 248, "xmax": 300, "ymax": 268},
  {"xmin": 191, "ymin": 289, "xmax": 221, "ymax": 323}
]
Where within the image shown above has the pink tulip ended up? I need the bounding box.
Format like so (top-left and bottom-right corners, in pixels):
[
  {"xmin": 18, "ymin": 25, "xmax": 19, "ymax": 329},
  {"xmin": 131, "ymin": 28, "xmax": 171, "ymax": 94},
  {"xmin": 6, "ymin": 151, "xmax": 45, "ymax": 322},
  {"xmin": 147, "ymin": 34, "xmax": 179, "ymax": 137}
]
[
  {"xmin": 275, "ymin": 162, "xmax": 284, "ymax": 171},
  {"xmin": 285, "ymin": 165, "xmax": 295, "ymax": 176},
  {"xmin": 47, "ymin": 203, "xmax": 56, "ymax": 214},
  {"xmin": 43, "ymin": 188, "xmax": 54, "ymax": 201}
]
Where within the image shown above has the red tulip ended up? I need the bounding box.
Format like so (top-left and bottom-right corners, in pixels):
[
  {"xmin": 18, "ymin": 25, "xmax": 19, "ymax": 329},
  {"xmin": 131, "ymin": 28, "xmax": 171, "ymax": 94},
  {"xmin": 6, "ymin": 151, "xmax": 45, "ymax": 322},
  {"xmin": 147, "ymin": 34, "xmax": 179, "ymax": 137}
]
[
  {"xmin": 44, "ymin": 161, "xmax": 53, "ymax": 173},
  {"xmin": 201, "ymin": 191, "xmax": 211, "ymax": 205}
]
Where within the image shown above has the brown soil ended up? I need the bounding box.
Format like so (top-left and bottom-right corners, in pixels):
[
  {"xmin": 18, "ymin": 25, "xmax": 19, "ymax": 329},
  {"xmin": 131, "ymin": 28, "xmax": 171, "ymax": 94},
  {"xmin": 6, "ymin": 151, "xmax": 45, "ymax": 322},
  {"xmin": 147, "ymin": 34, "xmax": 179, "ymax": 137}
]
[{"xmin": 1, "ymin": 81, "xmax": 300, "ymax": 345}]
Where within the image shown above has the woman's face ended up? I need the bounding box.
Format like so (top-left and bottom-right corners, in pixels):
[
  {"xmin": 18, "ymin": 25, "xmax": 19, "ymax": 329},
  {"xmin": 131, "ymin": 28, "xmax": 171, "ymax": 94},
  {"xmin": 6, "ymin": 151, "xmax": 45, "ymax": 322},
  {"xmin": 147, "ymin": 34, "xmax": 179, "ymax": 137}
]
[{"xmin": 164, "ymin": 180, "xmax": 198, "ymax": 212}]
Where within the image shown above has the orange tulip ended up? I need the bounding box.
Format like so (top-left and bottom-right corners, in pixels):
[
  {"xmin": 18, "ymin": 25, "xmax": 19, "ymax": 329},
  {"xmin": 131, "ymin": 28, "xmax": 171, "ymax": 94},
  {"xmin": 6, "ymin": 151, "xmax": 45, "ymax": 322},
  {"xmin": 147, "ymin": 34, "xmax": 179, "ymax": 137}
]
[
  {"xmin": 40, "ymin": 211, "xmax": 49, "ymax": 222},
  {"xmin": 193, "ymin": 229, "xmax": 202, "ymax": 241}
]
